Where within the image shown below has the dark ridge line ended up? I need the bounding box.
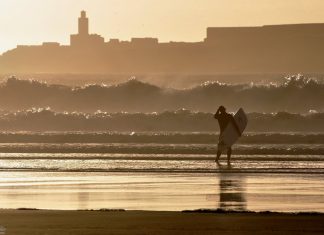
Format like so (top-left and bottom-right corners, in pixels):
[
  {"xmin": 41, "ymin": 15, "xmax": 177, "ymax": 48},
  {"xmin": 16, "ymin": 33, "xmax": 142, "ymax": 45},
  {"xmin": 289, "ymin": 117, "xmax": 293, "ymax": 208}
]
[
  {"xmin": 79, "ymin": 209, "xmax": 126, "ymax": 212},
  {"xmin": 2, "ymin": 208, "xmax": 323, "ymax": 215},
  {"xmin": 17, "ymin": 208, "xmax": 39, "ymax": 210},
  {"xmin": 182, "ymin": 208, "xmax": 324, "ymax": 215}
]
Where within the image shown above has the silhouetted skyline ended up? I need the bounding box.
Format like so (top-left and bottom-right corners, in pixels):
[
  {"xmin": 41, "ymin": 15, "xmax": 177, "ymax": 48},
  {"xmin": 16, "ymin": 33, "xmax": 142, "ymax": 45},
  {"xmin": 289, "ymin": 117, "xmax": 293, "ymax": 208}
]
[
  {"xmin": 2, "ymin": 11, "xmax": 324, "ymax": 74},
  {"xmin": 2, "ymin": 1, "xmax": 324, "ymax": 54}
]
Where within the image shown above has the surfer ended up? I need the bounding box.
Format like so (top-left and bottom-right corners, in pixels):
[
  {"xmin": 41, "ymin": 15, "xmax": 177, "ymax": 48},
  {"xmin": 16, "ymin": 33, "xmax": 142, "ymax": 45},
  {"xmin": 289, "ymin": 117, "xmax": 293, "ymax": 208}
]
[{"xmin": 214, "ymin": 106, "xmax": 241, "ymax": 163}]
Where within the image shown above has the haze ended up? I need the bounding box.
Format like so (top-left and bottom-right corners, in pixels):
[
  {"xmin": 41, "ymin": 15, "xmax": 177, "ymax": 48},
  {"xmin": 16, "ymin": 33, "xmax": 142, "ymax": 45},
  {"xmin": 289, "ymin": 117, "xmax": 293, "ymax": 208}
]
[{"xmin": 1, "ymin": 0, "xmax": 324, "ymax": 53}]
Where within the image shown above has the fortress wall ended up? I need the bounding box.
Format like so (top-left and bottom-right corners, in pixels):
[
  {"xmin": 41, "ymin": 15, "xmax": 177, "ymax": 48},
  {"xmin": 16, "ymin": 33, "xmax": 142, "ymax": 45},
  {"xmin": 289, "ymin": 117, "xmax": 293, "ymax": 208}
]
[{"xmin": 205, "ymin": 24, "xmax": 324, "ymax": 45}]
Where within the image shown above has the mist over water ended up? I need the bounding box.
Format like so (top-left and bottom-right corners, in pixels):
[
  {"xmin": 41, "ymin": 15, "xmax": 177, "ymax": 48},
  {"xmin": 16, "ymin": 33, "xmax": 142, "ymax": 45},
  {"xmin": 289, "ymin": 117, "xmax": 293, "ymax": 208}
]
[{"xmin": 0, "ymin": 74, "xmax": 323, "ymax": 113}]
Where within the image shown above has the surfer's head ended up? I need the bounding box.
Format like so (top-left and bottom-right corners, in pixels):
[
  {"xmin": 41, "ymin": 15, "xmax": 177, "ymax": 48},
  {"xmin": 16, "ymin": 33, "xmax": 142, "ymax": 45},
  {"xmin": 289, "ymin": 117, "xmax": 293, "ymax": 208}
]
[{"xmin": 219, "ymin": 105, "xmax": 226, "ymax": 113}]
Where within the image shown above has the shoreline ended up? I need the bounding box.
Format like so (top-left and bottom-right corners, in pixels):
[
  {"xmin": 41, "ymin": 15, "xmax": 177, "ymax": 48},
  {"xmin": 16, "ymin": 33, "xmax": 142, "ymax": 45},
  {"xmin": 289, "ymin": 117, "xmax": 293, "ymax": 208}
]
[
  {"xmin": 4, "ymin": 207, "xmax": 324, "ymax": 214},
  {"xmin": 0, "ymin": 209, "xmax": 323, "ymax": 234}
]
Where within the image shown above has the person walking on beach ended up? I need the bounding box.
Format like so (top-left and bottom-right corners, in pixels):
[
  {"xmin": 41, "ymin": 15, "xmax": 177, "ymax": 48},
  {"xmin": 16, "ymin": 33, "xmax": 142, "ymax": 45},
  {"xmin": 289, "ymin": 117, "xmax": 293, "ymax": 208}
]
[{"xmin": 214, "ymin": 105, "xmax": 241, "ymax": 163}]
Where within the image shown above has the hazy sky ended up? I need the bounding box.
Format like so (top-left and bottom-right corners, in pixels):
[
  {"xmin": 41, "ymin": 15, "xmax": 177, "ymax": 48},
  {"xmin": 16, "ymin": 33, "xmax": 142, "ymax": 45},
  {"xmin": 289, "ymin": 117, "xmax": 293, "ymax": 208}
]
[{"xmin": 1, "ymin": 0, "xmax": 324, "ymax": 53}]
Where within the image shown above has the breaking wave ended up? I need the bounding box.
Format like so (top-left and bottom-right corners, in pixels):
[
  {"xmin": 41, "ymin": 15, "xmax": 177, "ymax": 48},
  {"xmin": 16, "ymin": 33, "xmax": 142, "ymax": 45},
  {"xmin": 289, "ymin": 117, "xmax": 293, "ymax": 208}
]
[
  {"xmin": 0, "ymin": 150, "xmax": 324, "ymax": 173},
  {"xmin": 0, "ymin": 108, "xmax": 324, "ymax": 132},
  {"xmin": 0, "ymin": 143, "xmax": 322, "ymax": 155},
  {"xmin": 0, "ymin": 74, "xmax": 323, "ymax": 113}
]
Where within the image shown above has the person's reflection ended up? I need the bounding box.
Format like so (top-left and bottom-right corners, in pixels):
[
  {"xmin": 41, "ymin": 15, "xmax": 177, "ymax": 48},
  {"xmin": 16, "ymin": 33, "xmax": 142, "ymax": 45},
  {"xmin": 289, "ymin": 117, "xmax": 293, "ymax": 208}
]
[
  {"xmin": 77, "ymin": 191, "xmax": 90, "ymax": 210},
  {"xmin": 217, "ymin": 164, "xmax": 246, "ymax": 210}
]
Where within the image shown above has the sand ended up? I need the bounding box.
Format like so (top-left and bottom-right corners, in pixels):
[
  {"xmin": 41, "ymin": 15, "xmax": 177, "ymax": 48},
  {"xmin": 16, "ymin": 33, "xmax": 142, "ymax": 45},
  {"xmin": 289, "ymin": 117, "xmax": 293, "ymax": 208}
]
[
  {"xmin": 0, "ymin": 210, "xmax": 323, "ymax": 235},
  {"xmin": 1, "ymin": 172, "xmax": 324, "ymax": 212}
]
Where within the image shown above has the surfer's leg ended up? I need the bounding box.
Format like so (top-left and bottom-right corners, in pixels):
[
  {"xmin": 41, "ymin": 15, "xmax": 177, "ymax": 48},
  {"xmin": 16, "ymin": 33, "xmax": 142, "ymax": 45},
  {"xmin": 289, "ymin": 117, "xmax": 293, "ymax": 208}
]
[
  {"xmin": 227, "ymin": 147, "xmax": 232, "ymax": 163},
  {"xmin": 216, "ymin": 150, "xmax": 221, "ymax": 161},
  {"xmin": 215, "ymin": 141, "xmax": 223, "ymax": 162},
  {"xmin": 216, "ymin": 143, "xmax": 222, "ymax": 161}
]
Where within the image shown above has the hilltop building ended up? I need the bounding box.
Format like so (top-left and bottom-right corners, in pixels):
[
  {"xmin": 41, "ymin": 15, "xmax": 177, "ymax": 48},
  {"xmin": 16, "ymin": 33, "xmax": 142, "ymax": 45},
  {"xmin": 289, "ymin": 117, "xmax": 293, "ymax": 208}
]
[
  {"xmin": 70, "ymin": 11, "xmax": 104, "ymax": 48},
  {"xmin": 1, "ymin": 11, "xmax": 324, "ymax": 74}
]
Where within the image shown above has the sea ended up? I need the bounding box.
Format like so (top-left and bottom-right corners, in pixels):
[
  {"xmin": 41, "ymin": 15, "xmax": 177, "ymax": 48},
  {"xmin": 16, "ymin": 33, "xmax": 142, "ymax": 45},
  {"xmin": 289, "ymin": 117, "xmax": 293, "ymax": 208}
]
[{"xmin": 0, "ymin": 132, "xmax": 323, "ymax": 212}]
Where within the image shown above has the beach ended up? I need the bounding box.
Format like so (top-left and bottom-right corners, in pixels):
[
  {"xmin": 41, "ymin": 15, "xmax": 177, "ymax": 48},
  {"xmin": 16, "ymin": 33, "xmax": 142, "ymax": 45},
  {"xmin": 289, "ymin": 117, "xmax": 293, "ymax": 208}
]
[
  {"xmin": 0, "ymin": 172, "xmax": 324, "ymax": 212},
  {"xmin": 0, "ymin": 171, "xmax": 323, "ymax": 234},
  {"xmin": 0, "ymin": 136, "xmax": 324, "ymax": 234},
  {"xmin": 0, "ymin": 209, "xmax": 323, "ymax": 235}
]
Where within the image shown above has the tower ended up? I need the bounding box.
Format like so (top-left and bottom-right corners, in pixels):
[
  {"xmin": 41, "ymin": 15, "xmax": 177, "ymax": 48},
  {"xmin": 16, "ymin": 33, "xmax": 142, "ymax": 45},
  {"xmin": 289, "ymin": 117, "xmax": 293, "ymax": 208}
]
[
  {"xmin": 70, "ymin": 10, "xmax": 104, "ymax": 47},
  {"xmin": 78, "ymin": 10, "xmax": 89, "ymax": 35}
]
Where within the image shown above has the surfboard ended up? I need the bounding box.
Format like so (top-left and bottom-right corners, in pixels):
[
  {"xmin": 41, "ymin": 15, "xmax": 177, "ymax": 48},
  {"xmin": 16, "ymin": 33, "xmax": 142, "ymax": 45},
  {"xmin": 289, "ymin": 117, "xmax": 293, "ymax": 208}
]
[{"xmin": 218, "ymin": 108, "xmax": 248, "ymax": 152}]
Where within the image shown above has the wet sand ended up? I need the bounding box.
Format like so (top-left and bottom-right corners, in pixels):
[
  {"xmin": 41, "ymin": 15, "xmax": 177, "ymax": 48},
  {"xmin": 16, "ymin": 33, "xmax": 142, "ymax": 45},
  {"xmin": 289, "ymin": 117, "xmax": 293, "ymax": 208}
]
[
  {"xmin": 0, "ymin": 209, "xmax": 323, "ymax": 235},
  {"xmin": 0, "ymin": 172, "xmax": 324, "ymax": 212},
  {"xmin": 0, "ymin": 171, "xmax": 323, "ymax": 234}
]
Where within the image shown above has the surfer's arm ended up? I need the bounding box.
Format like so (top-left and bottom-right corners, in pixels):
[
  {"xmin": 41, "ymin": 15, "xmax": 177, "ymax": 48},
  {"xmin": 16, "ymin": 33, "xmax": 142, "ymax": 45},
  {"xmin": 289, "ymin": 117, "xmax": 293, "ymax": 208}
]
[
  {"xmin": 214, "ymin": 107, "xmax": 221, "ymax": 119},
  {"xmin": 231, "ymin": 116, "xmax": 242, "ymax": 136}
]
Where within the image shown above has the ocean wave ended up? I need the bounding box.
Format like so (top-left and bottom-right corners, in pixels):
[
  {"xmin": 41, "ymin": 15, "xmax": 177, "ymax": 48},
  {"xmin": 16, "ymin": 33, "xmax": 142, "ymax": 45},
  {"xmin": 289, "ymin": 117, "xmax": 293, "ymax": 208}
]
[
  {"xmin": 0, "ymin": 157, "xmax": 323, "ymax": 174},
  {"xmin": 0, "ymin": 132, "xmax": 323, "ymax": 143},
  {"xmin": 0, "ymin": 74, "xmax": 324, "ymax": 113},
  {"xmin": 0, "ymin": 109, "xmax": 324, "ymax": 132},
  {"xmin": 0, "ymin": 143, "xmax": 322, "ymax": 155},
  {"xmin": 0, "ymin": 153, "xmax": 324, "ymax": 161}
]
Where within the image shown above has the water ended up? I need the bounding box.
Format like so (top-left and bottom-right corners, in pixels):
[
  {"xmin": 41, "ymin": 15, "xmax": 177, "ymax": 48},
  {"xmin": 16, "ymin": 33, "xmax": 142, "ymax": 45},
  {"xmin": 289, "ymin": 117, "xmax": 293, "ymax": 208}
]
[
  {"xmin": 0, "ymin": 143, "xmax": 323, "ymax": 173},
  {"xmin": 0, "ymin": 172, "xmax": 323, "ymax": 212},
  {"xmin": 0, "ymin": 153, "xmax": 324, "ymax": 173},
  {"xmin": 0, "ymin": 134, "xmax": 323, "ymax": 212},
  {"xmin": 1, "ymin": 75, "xmax": 324, "ymax": 114}
]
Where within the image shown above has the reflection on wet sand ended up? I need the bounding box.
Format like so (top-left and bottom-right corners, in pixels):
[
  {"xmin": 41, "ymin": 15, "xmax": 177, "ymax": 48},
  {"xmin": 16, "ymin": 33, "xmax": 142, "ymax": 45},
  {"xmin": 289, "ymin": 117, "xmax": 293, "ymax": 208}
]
[
  {"xmin": 216, "ymin": 162, "xmax": 246, "ymax": 210},
  {"xmin": 77, "ymin": 191, "xmax": 90, "ymax": 209},
  {"xmin": 219, "ymin": 174, "xmax": 246, "ymax": 210},
  {"xmin": 0, "ymin": 172, "xmax": 323, "ymax": 212}
]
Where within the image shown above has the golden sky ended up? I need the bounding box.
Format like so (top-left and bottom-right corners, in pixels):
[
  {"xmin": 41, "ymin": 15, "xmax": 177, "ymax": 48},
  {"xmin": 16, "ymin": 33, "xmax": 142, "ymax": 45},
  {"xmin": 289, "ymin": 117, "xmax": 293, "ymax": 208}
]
[{"xmin": 1, "ymin": 0, "xmax": 324, "ymax": 53}]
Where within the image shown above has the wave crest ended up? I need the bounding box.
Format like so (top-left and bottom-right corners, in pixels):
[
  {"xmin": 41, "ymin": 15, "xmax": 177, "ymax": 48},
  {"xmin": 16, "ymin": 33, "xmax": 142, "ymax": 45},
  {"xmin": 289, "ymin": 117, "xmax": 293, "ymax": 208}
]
[
  {"xmin": 0, "ymin": 75, "xmax": 323, "ymax": 113},
  {"xmin": 0, "ymin": 109, "xmax": 324, "ymax": 132}
]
